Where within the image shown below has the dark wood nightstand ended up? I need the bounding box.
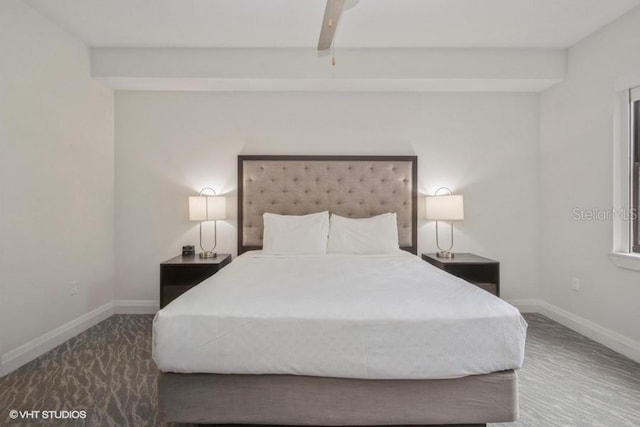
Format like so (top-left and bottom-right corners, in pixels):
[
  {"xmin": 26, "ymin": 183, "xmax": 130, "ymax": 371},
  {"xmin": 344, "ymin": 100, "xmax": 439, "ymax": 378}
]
[
  {"xmin": 160, "ymin": 254, "xmax": 231, "ymax": 308},
  {"xmin": 421, "ymin": 253, "xmax": 500, "ymax": 297}
]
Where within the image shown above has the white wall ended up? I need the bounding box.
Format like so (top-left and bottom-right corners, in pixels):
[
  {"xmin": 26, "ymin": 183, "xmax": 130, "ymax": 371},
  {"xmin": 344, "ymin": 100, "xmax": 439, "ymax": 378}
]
[
  {"xmin": 1, "ymin": 0, "xmax": 638, "ymax": 377},
  {"xmin": 539, "ymin": 6, "xmax": 640, "ymax": 344},
  {"xmin": 0, "ymin": 0, "xmax": 114, "ymax": 374},
  {"xmin": 115, "ymin": 91, "xmax": 540, "ymax": 304}
]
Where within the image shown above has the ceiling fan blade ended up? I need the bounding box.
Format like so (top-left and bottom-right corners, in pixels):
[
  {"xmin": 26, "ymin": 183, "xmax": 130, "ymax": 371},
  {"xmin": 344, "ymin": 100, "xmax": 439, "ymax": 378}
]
[{"xmin": 317, "ymin": 0, "xmax": 346, "ymax": 51}]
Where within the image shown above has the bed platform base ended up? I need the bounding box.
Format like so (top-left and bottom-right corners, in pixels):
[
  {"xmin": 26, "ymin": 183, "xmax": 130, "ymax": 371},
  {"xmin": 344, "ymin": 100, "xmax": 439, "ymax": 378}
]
[{"xmin": 158, "ymin": 371, "xmax": 517, "ymax": 426}]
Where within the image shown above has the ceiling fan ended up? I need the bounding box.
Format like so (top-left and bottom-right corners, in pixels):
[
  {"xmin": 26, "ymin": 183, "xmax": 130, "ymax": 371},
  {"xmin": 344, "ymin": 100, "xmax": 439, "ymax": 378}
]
[
  {"xmin": 317, "ymin": 0, "xmax": 359, "ymax": 51},
  {"xmin": 317, "ymin": 0, "xmax": 346, "ymax": 51}
]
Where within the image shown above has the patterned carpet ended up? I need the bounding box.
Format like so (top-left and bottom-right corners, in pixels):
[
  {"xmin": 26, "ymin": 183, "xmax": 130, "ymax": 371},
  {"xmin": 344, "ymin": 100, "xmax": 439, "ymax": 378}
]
[{"xmin": 0, "ymin": 314, "xmax": 639, "ymax": 426}]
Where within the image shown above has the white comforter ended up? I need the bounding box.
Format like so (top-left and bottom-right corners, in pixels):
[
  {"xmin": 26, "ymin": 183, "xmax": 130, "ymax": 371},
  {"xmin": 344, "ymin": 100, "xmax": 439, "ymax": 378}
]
[{"xmin": 153, "ymin": 251, "xmax": 527, "ymax": 379}]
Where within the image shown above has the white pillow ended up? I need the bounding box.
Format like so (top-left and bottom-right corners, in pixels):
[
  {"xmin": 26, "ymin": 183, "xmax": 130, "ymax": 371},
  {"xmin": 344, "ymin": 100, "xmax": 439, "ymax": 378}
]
[
  {"xmin": 327, "ymin": 213, "xmax": 400, "ymax": 254},
  {"xmin": 262, "ymin": 211, "xmax": 329, "ymax": 255}
]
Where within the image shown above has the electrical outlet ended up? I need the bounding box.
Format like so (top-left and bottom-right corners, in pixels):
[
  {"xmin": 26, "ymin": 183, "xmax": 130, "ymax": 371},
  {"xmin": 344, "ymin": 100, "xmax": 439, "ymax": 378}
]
[
  {"xmin": 70, "ymin": 280, "xmax": 79, "ymax": 295},
  {"xmin": 571, "ymin": 277, "xmax": 581, "ymax": 292}
]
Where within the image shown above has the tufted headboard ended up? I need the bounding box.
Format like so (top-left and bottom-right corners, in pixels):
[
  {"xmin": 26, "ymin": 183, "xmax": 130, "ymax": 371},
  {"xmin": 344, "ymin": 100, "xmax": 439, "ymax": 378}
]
[{"xmin": 237, "ymin": 155, "xmax": 418, "ymax": 255}]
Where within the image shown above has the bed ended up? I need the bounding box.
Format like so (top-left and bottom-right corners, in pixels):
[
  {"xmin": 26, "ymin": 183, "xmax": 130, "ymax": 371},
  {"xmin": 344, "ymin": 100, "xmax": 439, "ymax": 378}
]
[{"xmin": 154, "ymin": 155, "xmax": 527, "ymax": 426}]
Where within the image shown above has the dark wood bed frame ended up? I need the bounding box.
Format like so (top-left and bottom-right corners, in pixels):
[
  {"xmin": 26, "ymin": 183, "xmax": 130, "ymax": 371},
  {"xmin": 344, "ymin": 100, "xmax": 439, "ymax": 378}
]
[{"xmin": 157, "ymin": 155, "xmax": 518, "ymax": 426}]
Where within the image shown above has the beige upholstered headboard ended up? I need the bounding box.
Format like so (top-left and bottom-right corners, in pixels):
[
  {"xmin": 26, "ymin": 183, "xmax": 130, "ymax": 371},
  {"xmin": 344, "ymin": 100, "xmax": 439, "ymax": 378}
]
[{"xmin": 237, "ymin": 155, "xmax": 418, "ymax": 254}]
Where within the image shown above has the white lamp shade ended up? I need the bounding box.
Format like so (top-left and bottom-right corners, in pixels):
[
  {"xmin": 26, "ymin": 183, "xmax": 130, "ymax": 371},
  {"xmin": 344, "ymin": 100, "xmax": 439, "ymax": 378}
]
[
  {"xmin": 189, "ymin": 195, "xmax": 226, "ymax": 221},
  {"xmin": 426, "ymin": 194, "xmax": 464, "ymax": 220}
]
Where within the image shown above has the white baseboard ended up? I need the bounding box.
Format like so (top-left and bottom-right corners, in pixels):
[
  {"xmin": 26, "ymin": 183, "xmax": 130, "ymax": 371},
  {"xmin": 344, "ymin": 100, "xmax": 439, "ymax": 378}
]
[
  {"xmin": 537, "ymin": 300, "xmax": 640, "ymax": 364},
  {"xmin": 504, "ymin": 298, "xmax": 640, "ymax": 363},
  {"xmin": 1, "ymin": 302, "xmax": 114, "ymax": 377},
  {"xmin": 114, "ymin": 300, "xmax": 158, "ymax": 314}
]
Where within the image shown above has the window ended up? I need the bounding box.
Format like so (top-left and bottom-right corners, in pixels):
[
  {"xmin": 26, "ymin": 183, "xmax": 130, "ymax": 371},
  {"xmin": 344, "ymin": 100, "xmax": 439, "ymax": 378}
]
[
  {"xmin": 633, "ymin": 87, "xmax": 640, "ymax": 253},
  {"xmin": 610, "ymin": 85, "xmax": 640, "ymax": 268}
]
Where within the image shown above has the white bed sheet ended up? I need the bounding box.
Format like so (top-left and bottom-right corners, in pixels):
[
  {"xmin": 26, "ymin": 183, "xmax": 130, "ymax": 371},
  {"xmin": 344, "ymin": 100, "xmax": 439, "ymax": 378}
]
[{"xmin": 153, "ymin": 251, "xmax": 527, "ymax": 379}]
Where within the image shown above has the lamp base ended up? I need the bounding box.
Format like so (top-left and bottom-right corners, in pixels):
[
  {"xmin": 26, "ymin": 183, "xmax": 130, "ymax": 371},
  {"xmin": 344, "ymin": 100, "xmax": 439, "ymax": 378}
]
[
  {"xmin": 199, "ymin": 251, "xmax": 218, "ymax": 259},
  {"xmin": 436, "ymin": 251, "xmax": 454, "ymax": 258}
]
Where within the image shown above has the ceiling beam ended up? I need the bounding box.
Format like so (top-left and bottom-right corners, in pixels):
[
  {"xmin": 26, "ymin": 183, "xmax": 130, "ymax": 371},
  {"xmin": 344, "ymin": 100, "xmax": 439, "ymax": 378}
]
[{"xmin": 91, "ymin": 47, "xmax": 566, "ymax": 92}]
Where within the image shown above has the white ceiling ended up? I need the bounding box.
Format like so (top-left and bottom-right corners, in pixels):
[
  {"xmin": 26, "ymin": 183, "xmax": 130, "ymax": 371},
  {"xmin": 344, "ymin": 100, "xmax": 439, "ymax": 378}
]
[{"xmin": 24, "ymin": 0, "xmax": 640, "ymax": 49}]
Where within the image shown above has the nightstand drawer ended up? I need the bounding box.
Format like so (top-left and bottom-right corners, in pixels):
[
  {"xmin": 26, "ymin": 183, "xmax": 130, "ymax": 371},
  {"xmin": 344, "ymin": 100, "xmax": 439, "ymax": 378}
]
[{"xmin": 161, "ymin": 265, "xmax": 219, "ymax": 287}]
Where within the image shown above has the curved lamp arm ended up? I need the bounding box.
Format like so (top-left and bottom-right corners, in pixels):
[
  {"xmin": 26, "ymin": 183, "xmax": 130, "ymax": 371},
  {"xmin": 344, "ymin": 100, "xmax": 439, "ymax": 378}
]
[
  {"xmin": 189, "ymin": 187, "xmax": 226, "ymax": 258},
  {"xmin": 426, "ymin": 187, "xmax": 464, "ymax": 259}
]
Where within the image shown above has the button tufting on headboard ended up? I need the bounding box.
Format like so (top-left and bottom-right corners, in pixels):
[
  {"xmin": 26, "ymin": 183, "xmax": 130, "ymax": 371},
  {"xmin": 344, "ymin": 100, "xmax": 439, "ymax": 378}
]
[{"xmin": 238, "ymin": 156, "xmax": 417, "ymax": 254}]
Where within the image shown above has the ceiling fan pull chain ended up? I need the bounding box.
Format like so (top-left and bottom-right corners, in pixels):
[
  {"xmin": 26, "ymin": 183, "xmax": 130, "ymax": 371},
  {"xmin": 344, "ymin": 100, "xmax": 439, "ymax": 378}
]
[{"xmin": 332, "ymin": 40, "xmax": 336, "ymax": 66}]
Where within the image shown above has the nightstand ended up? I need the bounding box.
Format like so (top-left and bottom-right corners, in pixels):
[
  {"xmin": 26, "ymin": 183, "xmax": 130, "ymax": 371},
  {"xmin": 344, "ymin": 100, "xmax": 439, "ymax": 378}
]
[
  {"xmin": 421, "ymin": 253, "xmax": 500, "ymax": 297},
  {"xmin": 160, "ymin": 254, "xmax": 231, "ymax": 308}
]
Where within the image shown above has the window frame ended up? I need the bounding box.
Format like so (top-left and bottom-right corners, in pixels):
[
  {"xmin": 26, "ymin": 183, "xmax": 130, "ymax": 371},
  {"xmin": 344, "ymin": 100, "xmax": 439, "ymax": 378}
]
[
  {"xmin": 610, "ymin": 84, "xmax": 640, "ymax": 270},
  {"xmin": 632, "ymin": 94, "xmax": 639, "ymax": 253}
]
